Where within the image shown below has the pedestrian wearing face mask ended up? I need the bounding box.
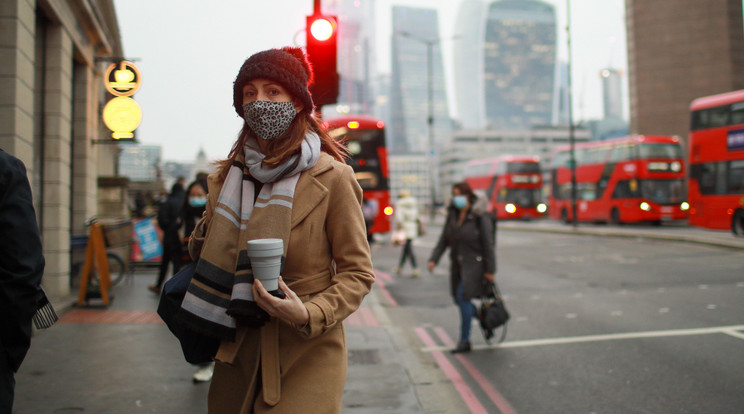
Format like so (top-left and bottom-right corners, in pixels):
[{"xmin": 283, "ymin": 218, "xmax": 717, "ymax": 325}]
[
  {"xmin": 172, "ymin": 179, "xmax": 218, "ymax": 384},
  {"xmin": 427, "ymin": 182, "xmax": 496, "ymax": 354},
  {"xmin": 181, "ymin": 46, "xmax": 374, "ymax": 413}
]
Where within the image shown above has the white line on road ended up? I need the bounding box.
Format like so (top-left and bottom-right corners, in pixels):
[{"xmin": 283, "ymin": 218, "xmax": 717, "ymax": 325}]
[
  {"xmin": 723, "ymin": 329, "xmax": 744, "ymax": 341},
  {"xmin": 421, "ymin": 324, "xmax": 744, "ymax": 352}
]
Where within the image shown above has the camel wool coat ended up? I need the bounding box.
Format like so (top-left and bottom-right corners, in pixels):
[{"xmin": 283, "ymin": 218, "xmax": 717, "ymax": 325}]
[{"xmin": 188, "ymin": 152, "xmax": 375, "ymax": 414}]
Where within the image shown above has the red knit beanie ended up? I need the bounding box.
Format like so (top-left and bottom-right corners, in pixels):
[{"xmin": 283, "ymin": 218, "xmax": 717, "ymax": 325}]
[{"xmin": 232, "ymin": 47, "xmax": 315, "ymax": 117}]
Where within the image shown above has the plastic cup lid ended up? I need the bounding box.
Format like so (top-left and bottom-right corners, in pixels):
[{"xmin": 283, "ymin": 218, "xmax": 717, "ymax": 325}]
[{"xmin": 246, "ymin": 238, "xmax": 283, "ymax": 250}]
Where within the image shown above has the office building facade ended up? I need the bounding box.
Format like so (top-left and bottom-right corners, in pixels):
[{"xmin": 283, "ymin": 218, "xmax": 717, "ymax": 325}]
[
  {"xmin": 439, "ymin": 126, "xmax": 591, "ymax": 197},
  {"xmin": 390, "ymin": 6, "xmax": 452, "ymax": 154},
  {"xmin": 1, "ymin": 0, "xmax": 124, "ymax": 297},
  {"xmin": 626, "ymin": 0, "xmax": 744, "ymax": 141}
]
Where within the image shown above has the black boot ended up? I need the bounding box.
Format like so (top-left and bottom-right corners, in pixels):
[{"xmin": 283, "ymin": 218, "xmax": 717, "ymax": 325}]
[{"xmin": 450, "ymin": 341, "xmax": 471, "ymax": 354}]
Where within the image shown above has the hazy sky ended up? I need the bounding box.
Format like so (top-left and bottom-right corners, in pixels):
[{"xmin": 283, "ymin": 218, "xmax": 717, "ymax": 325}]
[{"xmin": 113, "ymin": 0, "xmax": 627, "ymax": 162}]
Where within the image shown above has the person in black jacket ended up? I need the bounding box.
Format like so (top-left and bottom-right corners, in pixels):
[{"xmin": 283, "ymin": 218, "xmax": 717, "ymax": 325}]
[
  {"xmin": 428, "ymin": 182, "xmax": 496, "ymax": 353},
  {"xmin": 177, "ymin": 179, "xmax": 217, "ymax": 383},
  {"xmin": 0, "ymin": 149, "xmax": 45, "ymax": 412},
  {"xmin": 149, "ymin": 181, "xmax": 186, "ymax": 293}
]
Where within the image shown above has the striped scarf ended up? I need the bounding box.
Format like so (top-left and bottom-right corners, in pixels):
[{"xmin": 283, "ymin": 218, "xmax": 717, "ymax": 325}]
[{"xmin": 179, "ymin": 132, "xmax": 321, "ymax": 340}]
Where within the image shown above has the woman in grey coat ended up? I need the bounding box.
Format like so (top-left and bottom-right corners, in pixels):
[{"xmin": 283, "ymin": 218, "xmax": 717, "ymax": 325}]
[{"xmin": 428, "ymin": 182, "xmax": 496, "ymax": 353}]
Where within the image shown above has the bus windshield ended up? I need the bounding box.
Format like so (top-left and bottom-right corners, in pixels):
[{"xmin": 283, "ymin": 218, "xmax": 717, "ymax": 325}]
[
  {"xmin": 333, "ymin": 128, "xmax": 387, "ymax": 191},
  {"xmin": 507, "ymin": 162, "xmax": 541, "ymax": 173},
  {"xmin": 640, "ymin": 179, "xmax": 686, "ymax": 204},
  {"xmin": 637, "ymin": 143, "xmax": 683, "ymax": 159},
  {"xmin": 497, "ymin": 188, "xmax": 542, "ymax": 206}
]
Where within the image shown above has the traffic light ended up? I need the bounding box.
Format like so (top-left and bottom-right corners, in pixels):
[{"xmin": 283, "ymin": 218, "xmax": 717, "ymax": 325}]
[{"xmin": 305, "ymin": 14, "xmax": 339, "ymax": 107}]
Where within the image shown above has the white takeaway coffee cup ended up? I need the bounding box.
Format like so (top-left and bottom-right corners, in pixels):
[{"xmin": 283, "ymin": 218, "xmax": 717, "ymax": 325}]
[{"xmin": 245, "ymin": 238, "xmax": 284, "ymax": 291}]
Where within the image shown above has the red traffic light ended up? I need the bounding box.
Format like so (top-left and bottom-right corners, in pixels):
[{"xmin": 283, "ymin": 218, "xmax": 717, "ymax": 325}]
[
  {"xmin": 310, "ymin": 17, "xmax": 336, "ymax": 41},
  {"xmin": 305, "ymin": 14, "xmax": 339, "ymax": 107}
]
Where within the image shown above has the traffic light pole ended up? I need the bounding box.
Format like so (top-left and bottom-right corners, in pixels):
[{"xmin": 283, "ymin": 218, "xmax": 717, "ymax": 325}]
[
  {"xmin": 566, "ymin": 0, "xmax": 578, "ymax": 229},
  {"xmin": 426, "ymin": 42, "xmax": 437, "ymax": 222},
  {"xmin": 396, "ymin": 31, "xmax": 459, "ymax": 221}
]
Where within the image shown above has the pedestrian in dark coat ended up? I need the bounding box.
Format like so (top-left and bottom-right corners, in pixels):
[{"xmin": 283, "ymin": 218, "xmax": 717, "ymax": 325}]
[
  {"xmin": 428, "ymin": 181, "xmax": 496, "ymax": 353},
  {"xmin": 0, "ymin": 149, "xmax": 45, "ymax": 412},
  {"xmin": 150, "ymin": 182, "xmax": 185, "ymax": 293}
]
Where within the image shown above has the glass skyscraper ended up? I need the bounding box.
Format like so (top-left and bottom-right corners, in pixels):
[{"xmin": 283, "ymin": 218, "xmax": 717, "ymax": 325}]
[
  {"xmin": 324, "ymin": 0, "xmax": 377, "ymax": 115},
  {"xmin": 390, "ymin": 6, "xmax": 451, "ymax": 154},
  {"xmin": 600, "ymin": 68, "xmax": 624, "ymax": 120},
  {"xmin": 455, "ymin": 0, "xmax": 557, "ymax": 129}
]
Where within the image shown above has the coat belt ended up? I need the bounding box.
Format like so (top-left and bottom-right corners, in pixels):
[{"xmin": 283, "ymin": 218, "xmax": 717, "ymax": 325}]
[
  {"xmin": 261, "ymin": 271, "xmax": 331, "ymax": 406},
  {"xmin": 216, "ymin": 270, "xmax": 333, "ymax": 407}
]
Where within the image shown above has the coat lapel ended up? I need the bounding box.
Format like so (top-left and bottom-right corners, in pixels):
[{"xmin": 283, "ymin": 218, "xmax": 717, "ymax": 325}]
[{"xmin": 291, "ymin": 153, "xmax": 333, "ymax": 228}]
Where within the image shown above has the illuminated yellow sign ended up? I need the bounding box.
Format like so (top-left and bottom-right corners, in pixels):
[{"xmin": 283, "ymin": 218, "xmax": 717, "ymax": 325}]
[
  {"xmin": 103, "ymin": 96, "xmax": 142, "ymax": 139},
  {"xmin": 102, "ymin": 60, "xmax": 142, "ymax": 139},
  {"xmin": 104, "ymin": 61, "xmax": 141, "ymax": 96}
]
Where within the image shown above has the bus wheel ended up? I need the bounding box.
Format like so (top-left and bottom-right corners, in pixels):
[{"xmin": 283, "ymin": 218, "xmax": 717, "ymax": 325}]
[
  {"xmin": 732, "ymin": 210, "xmax": 744, "ymax": 236},
  {"xmin": 610, "ymin": 208, "xmax": 622, "ymax": 226},
  {"xmin": 560, "ymin": 208, "xmax": 569, "ymax": 224}
]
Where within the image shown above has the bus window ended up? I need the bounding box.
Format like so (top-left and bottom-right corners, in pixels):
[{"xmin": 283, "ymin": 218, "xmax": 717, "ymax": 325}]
[
  {"xmin": 638, "ymin": 143, "xmax": 683, "ymax": 159},
  {"xmin": 694, "ymin": 163, "xmax": 718, "ymax": 195},
  {"xmin": 731, "ymin": 102, "xmax": 744, "ymax": 125},
  {"xmin": 355, "ymin": 172, "xmax": 379, "ymax": 190},
  {"xmin": 612, "ymin": 180, "xmax": 642, "ymax": 199},
  {"xmin": 552, "ymin": 151, "xmax": 569, "ymax": 168},
  {"xmin": 609, "ymin": 144, "xmax": 633, "ymax": 161},
  {"xmin": 729, "ymin": 160, "xmax": 744, "ymax": 193},
  {"xmin": 577, "ymin": 182, "xmax": 597, "ymax": 200}
]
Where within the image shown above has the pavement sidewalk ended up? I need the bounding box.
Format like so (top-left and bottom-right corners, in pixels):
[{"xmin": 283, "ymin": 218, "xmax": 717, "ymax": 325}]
[
  {"xmin": 497, "ymin": 219, "xmax": 744, "ymax": 250},
  {"xmin": 13, "ymin": 266, "xmax": 446, "ymax": 414},
  {"xmin": 13, "ymin": 221, "xmax": 740, "ymax": 413}
]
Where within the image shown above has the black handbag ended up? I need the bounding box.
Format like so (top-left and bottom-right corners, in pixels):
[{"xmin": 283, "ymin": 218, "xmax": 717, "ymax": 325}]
[
  {"xmin": 478, "ymin": 282, "xmax": 510, "ymax": 344},
  {"xmin": 157, "ymin": 262, "xmax": 220, "ymax": 364}
]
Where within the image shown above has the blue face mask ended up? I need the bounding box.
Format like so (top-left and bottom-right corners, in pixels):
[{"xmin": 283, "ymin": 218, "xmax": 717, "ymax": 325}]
[
  {"xmin": 188, "ymin": 197, "xmax": 207, "ymax": 208},
  {"xmin": 452, "ymin": 195, "xmax": 468, "ymax": 209}
]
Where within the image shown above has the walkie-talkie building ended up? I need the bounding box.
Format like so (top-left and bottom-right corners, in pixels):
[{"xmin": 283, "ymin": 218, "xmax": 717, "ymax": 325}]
[{"xmin": 454, "ymin": 0, "xmax": 557, "ymax": 129}]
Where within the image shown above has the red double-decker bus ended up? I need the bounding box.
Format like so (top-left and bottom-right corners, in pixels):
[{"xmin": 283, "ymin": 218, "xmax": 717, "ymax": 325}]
[
  {"xmin": 549, "ymin": 135, "xmax": 689, "ymax": 225},
  {"xmin": 463, "ymin": 155, "xmax": 547, "ymax": 220},
  {"xmin": 324, "ymin": 115, "xmax": 392, "ymax": 235},
  {"xmin": 688, "ymin": 89, "xmax": 744, "ymax": 235}
]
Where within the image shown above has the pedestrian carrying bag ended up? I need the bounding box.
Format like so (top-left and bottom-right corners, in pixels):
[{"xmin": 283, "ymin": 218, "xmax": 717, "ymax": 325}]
[
  {"xmin": 157, "ymin": 262, "xmax": 220, "ymax": 364},
  {"xmin": 478, "ymin": 282, "xmax": 509, "ymax": 344},
  {"xmin": 416, "ymin": 217, "xmax": 426, "ymax": 236},
  {"xmin": 391, "ymin": 229, "xmax": 406, "ymax": 246}
]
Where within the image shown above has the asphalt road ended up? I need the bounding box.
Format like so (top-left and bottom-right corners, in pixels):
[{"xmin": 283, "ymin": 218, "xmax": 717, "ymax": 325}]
[{"xmin": 371, "ymin": 223, "xmax": 744, "ymax": 414}]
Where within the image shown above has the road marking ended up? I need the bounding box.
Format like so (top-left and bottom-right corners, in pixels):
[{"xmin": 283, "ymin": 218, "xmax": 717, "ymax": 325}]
[
  {"xmin": 433, "ymin": 327, "xmax": 518, "ymax": 414},
  {"xmin": 723, "ymin": 330, "xmax": 744, "ymax": 340},
  {"xmin": 345, "ymin": 306, "xmax": 380, "ymax": 327},
  {"xmin": 414, "ymin": 327, "xmax": 490, "ymax": 414},
  {"xmin": 421, "ymin": 325, "xmax": 744, "ymax": 352},
  {"xmin": 59, "ymin": 309, "xmax": 162, "ymax": 324},
  {"xmin": 373, "ymin": 270, "xmax": 398, "ymax": 307},
  {"xmin": 376, "ymin": 269, "xmax": 393, "ymax": 283}
]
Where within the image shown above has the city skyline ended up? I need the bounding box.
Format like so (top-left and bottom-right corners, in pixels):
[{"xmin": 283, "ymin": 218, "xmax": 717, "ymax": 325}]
[{"xmin": 113, "ymin": 0, "xmax": 628, "ymax": 162}]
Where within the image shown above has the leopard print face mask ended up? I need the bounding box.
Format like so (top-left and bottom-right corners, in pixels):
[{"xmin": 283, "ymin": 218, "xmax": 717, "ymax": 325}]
[{"xmin": 242, "ymin": 100, "xmax": 298, "ymax": 141}]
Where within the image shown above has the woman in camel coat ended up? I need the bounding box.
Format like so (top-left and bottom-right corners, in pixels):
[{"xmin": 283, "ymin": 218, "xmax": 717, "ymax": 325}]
[{"xmin": 184, "ymin": 46, "xmax": 374, "ymax": 413}]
